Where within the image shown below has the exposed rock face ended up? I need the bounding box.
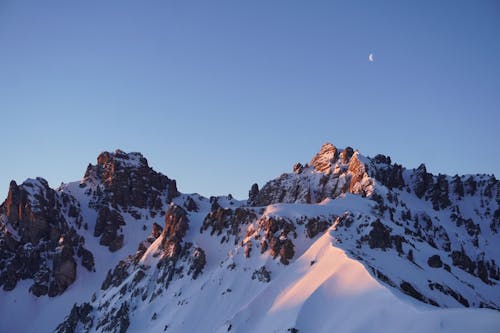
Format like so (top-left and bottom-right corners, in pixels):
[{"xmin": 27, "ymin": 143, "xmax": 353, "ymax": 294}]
[
  {"xmin": 431, "ymin": 175, "xmax": 452, "ymax": 210},
  {"xmin": 55, "ymin": 302, "xmax": 94, "ymax": 333},
  {"xmin": 413, "ymin": 164, "xmax": 434, "ymax": 199},
  {"xmin": 188, "ymin": 247, "xmax": 206, "ymax": 279},
  {"xmin": 428, "ymin": 255, "xmax": 443, "ymax": 268},
  {"xmin": 365, "ymin": 219, "xmax": 392, "ymax": 250},
  {"xmin": 0, "ymin": 178, "xmax": 94, "ymax": 297},
  {"xmin": 162, "ymin": 204, "xmax": 189, "ymax": 245},
  {"xmin": 310, "ymin": 143, "xmax": 338, "ymax": 173},
  {"xmin": 305, "ymin": 217, "xmax": 330, "ymax": 238},
  {"xmin": 81, "ymin": 150, "xmax": 181, "ymax": 252},
  {"xmin": 251, "ymin": 266, "xmax": 271, "ymax": 283},
  {"xmin": 94, "ymin": 206, "xmax": 125, "ymax": 252},
  {"xmin": 370, "ymin": 154, "xmax": 405, "ymax": 190},
  {"xmin": 50, "ymin": 242, "xmax": 77, "ymax": 297},
  {"xmin": 201, "ymin": 198, "xmax": 257, "ymax": 242},
  {"xmin": 3, "ymin": 178, "xmax": 68, "ymax": 244},
  {"xmin": 251, "ymin": 143, "xmax": 374, "ymax": 206},
  {"xmin": 247, "ymin": 183, "xmax": 260, "ymax": 206},
  {"xmin": 83, "ymin": 149, "xmax": 179, "ymax": 214}
]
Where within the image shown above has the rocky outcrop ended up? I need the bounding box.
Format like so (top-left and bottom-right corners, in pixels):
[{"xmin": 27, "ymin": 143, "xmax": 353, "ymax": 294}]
[
  {"xmin": 430, "ymin": 175, "xmax": 451, "ymax": 210},
  {"xmin": 3, "ymin": 178, "xmax": 69, "ymax": 244},
  {"xmin": 201, "ymin": 198, "xmax": 257, "ymax": 243},
  {"xmin": 0, "ymin": 178, "xmax": 94, "ymax": 296},
  {"xmin": 428, "ymin": 255, "xmax": 443, "ymax": 268},
  {"xmin": 55, "ymin": 302, "xmax": 94, "ymax": 333},
  {"xmin": 413, "ymin": 164, "xmax": 434, "ymax": 199},
  {"xmin": 248, "ymin": 183, "xmax": 260, "ymax": 206},
  {"xmin": 305, "ymin": 217, "xmax": 330, "ymax": 238},
  {"xmin": 83, "ymin": 149, "xmax": 179, "ymax": 216},
  {"xmin": 250, "ymin": 143, "xmax": 374, "ymax": 206},
  {"xmin": 310, "ymin": 143, "xmax": 338, "ymax": 173},
  {"xmin": 251, "ymin": 266, "xmax": 271, "ymax": 283},
  {"xmin": 370, "ymin": 154, "xmax": 405, "ymax": 190},
  {"xmin": 188, "ymin": 247, "xmax": 206, "ymax": 279},
  {"xmin": 365, "ymin": 219, "xmax": 392, "ymax": 250},
  {"xmin": 80, "ymin": 150, "xmax": 182, "ymax": 253},
  {"xmin": 94, "ymin": 206, "xmax": 125, "ymax": 252}
]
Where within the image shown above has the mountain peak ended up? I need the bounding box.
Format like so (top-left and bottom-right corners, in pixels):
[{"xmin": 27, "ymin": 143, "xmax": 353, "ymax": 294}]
[
  {"xmin": 96, "ymin": 149, "xmax": 148, "ymax": 170},
  {"xmin": 309, "ymin": 142, "xmax": 338, "ymax": 173}
]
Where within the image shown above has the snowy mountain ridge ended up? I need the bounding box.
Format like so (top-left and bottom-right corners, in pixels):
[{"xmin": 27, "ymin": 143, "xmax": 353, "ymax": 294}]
[{"xmin": 0, "ymin": 143, "xmax": 499, "ymax": 332}]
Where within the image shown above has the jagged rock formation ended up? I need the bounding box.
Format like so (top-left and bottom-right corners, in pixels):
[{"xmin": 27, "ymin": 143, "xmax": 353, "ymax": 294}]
[
  {"xmin": 0, "ymin": 150, "xmax": 178, "ymax": 296},
  {"xmin": 251, "ymin": 143, "xmax": 374, "ymax": 205},
  {"xmin": 82, "ymin": 150, "xmax": 179, "ymax": 212},
  {"xmin": 0, "ymin": 144, "xmax": 499, "ymax": 333},
  {"xmin": 0, "ymin": 178, "xmax": 93, "ymax": 296},
  {"xmin": 82, "ymin": 150, "xmax": 179, "ymax": 251}
]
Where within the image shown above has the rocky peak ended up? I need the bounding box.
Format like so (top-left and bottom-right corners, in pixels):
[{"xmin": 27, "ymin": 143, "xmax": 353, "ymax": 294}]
[
  {"xmin": 252, "ymin": 143, "xmax": 373, "ymax": 205},
  {"xmin": 82, "ymin": 149, "xmax": 179, "ymax": 211},
  {"xmin": 0, "ymin": 177, "xmax": 93, "ymax": 297},
  {"xmin": 162, "ymin": 204, "xmax": 189, "ymax": 244},
  {"xmin": 2, "ymin": 177, "xmax": 64, "ymax": 244},
  {"xmin": 309, "ymin": 142, "xmax": 338, "ymax": 173}
]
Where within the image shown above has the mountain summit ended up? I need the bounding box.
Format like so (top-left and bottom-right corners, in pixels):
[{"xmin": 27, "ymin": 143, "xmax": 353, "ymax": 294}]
[{"xmin": 0, "ymin": 144, "xmax": 499, "ymax": 332}]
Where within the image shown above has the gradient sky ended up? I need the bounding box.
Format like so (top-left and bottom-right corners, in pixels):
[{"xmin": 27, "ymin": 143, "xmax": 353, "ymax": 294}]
[{"xmin": 1, "ymin": 0, "xmax": 499, "ymax": 200}]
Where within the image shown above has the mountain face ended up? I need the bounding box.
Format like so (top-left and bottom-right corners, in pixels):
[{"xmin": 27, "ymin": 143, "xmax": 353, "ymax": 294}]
[{"xmin": 0, "ymin": 144, "xmax": 499, "ymax": 333}]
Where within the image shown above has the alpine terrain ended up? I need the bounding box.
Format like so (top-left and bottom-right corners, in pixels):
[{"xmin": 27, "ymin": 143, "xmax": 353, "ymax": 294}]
[{"xmin": 0, "ymin": 143, "xmax": 499, "ymax": 332}]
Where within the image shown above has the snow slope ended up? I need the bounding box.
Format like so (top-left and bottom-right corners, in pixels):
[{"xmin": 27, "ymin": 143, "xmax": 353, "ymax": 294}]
[{"xmin": 225, "ymin": 228, "xmax": 500, "ymax": 333}]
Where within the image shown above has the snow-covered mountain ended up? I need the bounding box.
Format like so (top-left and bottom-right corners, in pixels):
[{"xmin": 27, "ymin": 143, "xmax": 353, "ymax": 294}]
[{"xmin": 0, "ymin": 144, "xmax": 499, "ymax": 332}]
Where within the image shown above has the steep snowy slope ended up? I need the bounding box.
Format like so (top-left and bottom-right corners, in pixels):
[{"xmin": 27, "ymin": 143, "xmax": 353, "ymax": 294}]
[
  {"xmin": 0, "ymin": 144, "xmax": 499, "ymax": 332},
  {"xmin": 225, "ymin": 227, "xmax": 499, "ymax": 333}
]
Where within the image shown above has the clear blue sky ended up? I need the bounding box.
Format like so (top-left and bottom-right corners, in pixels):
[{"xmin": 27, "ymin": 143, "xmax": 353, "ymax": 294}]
[{"xmin": 1, "ymin": 0, "xmax": 499, "ymax": 200}]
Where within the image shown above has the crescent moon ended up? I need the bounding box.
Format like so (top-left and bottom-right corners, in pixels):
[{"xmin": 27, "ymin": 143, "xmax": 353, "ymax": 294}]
[{"xmin": 369, "ymin": 53, "xmax": 374, "ymax": 62}]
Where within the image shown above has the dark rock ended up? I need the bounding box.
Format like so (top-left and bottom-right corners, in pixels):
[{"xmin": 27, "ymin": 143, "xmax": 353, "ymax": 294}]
[
  {"xmin": 279, "ymin": 239, "xmax": 295, "ymax": 265},
  {"xmin": 248, "ymin": 183, "xmax": 260, "ymax": 206},
  {"xmin": 366, "ymin": 220, "xmax": 392, "ymax": 250},
  {"xmin": 464, "ymin": 176, "xmax": 477, "ymax": 196},
  {"xmin": 94, "ymin": 206, "xmax": 125, "ymax": 251},
  {"xmin": 340, "ymin": 146, "xmax": 354, "ymax": 164},
  {"xmin": 184, "ymin": 197, "xmax": 199, "ymax": 212},
  {"xmin": 370, "ymin": 159, "xmax": 405, "ymax": 190},
  {"xmin": 30, "ymin": 283, "xmax": 49, "ymax": 297},
  {"xmin": 293, "ymin": 163, "xmax": 304, "ymax": 174},
  {"xmin": 55, "ymin": 302, "xmax": 94, "ymax": 333},
  {"xmin": 451, "ymin": 175, "xmax": 464, "ymax": 198},
  {"xmin": 109, "ymin": 234, "xmax": 124, "ymax": 252},
  {"xmin": 251, "ymin": 266, "xmax": 271, "ymax": 283},
  {"xmin": 162, "ymin": 205, "xmax": 189, "ymax": 244},
  {"xmin": 79, "ymin": 247, "xmax": 95, "ymax": 272},
  {"xmin": 429, "ymin": 282, "xmax": 469, "ymax": 307},
  {"xmin": 428, "ymin": 255, "xmax": 443, "ymax": 268},
  {"xmin": 400, "ymin": 281, "xmax": 427, "ymax": 304},
  {"xmin": 188, "ymin": 247, "xmax": 206, "ymax": 279},
  {"xmin": 451, "ymin": 250, "xmax": 476, "ymax": 275},
  {"xmin": 51, "ymin": 245, "xmax": 77, "ymax": 296},
  {"xmin": 0, "ymin": 179, "xmax": 93, "ymax": 297},
  {"xmin": 431, "ymin": 175, "xmax": 451, "ymax": 210},
  {"xmin": 305, "ymin": 218, "xmax": 330, "ymax": 238},
  {"xmin": 151, "ymin": 223, "xmax": 163, "ymax": 240},
  {"xmin": 84, "ymin": 150, "xmax": 179, "ymax": 212},
  {"xmin": 413, "ymin": 164, "xmax": 433, "ymax": 199}
]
